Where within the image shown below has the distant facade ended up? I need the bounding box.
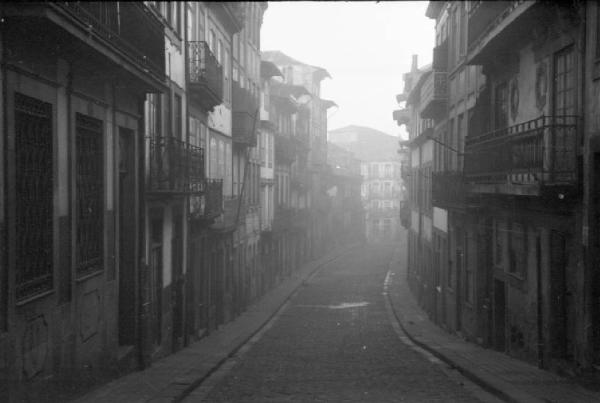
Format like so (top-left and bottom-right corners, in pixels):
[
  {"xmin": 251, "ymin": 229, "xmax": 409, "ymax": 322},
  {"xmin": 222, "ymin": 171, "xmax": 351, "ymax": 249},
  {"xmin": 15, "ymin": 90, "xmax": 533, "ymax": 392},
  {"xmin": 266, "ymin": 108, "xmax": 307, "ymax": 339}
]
[
  {"xmin": 395, "ymin": 0, "xmax": 600, "ymax": 375},
  {"xmin": 327, "ymin": 143, "xmax": 366, "ymax": 245},
  {"xmin": 329, "ymin": 126, "xmax": 402, "ymax": 243}
]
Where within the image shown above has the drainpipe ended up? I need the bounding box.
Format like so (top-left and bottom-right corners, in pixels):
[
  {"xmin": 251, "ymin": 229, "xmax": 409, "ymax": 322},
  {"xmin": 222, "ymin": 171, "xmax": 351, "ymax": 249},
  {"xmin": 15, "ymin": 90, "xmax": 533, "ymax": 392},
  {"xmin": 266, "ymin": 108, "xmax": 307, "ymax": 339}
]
[{"xmin": 536, "ymin": 234, "xmax": 544, "ymax": 369}]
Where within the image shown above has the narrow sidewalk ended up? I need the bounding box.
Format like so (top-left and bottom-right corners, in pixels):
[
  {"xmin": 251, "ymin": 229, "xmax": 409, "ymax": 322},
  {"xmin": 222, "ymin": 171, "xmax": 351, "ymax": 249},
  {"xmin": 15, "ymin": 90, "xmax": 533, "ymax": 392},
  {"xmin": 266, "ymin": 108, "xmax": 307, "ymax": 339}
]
[
  {"xmin": 386, "ymin": 247, "xmax": 600, "ymax": 403},
  {"xmin": 74, "ymin": 243, "xmax": 355, "ymax": 403}
]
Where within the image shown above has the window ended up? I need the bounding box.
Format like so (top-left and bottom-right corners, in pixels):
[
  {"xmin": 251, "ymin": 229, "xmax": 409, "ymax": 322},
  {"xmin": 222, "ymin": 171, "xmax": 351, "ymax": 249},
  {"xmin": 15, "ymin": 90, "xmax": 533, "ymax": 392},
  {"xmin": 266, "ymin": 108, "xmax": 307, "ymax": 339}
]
[
  {"xmin": 553, "ymin": 46, "xmax": 575, "ymax": 116},
  {"xmin": 457, "ymin": 113, "xmax": 465, "ymax": 171},
  {"xmin": 186, "ymin": 2, "xmax": 195, "ymax": 41},
  {"xmin": 371, "ymin": 164, "xmax": 379, "ymax": 178},
  {"xmin": 174, "ymin": 94, "xmax": 182, "ymax": 138},
  {"xmin": 508, "ymin": 222, "xmax": 526, "ymax": 278},
  {"xmin": 465, "ymin": 234, "xmax": 474, "ymax": 303},
  {"xmin": 75, "ymin": 113, "xmax": 104, "ymax": 278},
  {"xmin": 210, "ymin": 137, "xmax": 217, "ymax": 178},
  {"xmin": 225, "ymin": 143, "xmax": 232, "ymax": 196},
  {"xmin": 217, "ymin": 39, "xmax": 223, "ymax": 65},
  {"xmin": 218, "ymin": 139, "xmax": 225, "ymax": 179},
  {"xmin": 493, "ymin": 219, "xmax": 504, "ymax": 267},
  {"xmin": 494, "ymin": 82, "xmax": 508, "ymax": 129},
  {"xmin": 172, "ymin": 2, "xmax": 181, "ymax": 35},
  {"xmin": 224, "ymin": 49, "xmax": 231, "ymax": 103},
  {"xmin": 209, "ymin": 29, "xmax": 216, "ymax": 53},
  {"xmin": 14, "ymin": 93, "xmax": 54, "ymax": 301}
]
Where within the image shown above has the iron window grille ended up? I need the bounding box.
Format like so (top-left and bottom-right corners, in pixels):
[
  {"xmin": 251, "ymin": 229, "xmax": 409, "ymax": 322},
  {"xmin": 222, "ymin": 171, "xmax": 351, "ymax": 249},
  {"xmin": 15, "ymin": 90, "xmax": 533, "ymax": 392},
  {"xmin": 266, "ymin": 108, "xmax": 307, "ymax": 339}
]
[{"xmin": 15, "ymin": 93, "xmax": 54, "ymax": 301}]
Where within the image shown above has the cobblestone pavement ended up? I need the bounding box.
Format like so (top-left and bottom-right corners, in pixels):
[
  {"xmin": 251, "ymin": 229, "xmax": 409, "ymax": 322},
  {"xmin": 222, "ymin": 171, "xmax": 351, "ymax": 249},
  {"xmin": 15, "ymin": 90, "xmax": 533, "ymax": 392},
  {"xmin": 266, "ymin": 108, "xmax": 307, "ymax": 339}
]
[{"xmin": 186, "ymin": 243, "xmax": 485, "ymax": 402}]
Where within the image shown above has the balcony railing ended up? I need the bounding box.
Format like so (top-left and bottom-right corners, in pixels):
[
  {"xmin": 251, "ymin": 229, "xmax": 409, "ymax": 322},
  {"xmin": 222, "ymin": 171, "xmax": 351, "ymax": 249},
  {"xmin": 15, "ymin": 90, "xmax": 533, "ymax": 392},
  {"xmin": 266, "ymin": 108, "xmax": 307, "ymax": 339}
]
[
  {"xmin": 51, "ymin": 2, "xmax": 165, "ymax": 83},
  {"xmin": 190, "ymin": 179, "xmax": 223, "ymax": 221},
  {"xmin": 187, "ymin": 41, "xmax": 223, "ymax": 110},
  {"xmin": 420, "ymin": 72, "xmax": 448, "ymax": 120},
  {"xmin": 232, "ymin": 82, "xmax": 259, "ymax": 146},
  {"xmin": 432, "ymin": 172, "xmax": 466, "ymax": 209},
  {"xmin": 464, "ymin": 115, "xmax": 578, "ymax": 192},
  {"xmin": 147, "ymin": 136, "xmax": 205, "ymax": 195},
  {"xmin": 432, "ymin": 39, "xmax": 448, "ymax": 72}
]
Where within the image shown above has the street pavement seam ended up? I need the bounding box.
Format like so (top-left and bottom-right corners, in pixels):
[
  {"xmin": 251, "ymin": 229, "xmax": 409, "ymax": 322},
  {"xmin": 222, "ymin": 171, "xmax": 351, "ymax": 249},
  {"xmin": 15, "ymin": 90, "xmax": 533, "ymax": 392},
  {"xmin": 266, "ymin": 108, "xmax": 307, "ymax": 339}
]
[{"xmin": 172, "ymin": 244, "xmax": 355, "ymax": 403}]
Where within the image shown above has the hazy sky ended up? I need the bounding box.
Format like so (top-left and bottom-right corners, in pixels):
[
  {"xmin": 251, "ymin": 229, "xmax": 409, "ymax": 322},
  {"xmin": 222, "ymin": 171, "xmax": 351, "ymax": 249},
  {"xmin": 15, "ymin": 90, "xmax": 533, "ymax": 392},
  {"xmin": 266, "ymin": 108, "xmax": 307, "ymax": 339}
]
[{"xmin": 261, "ymin": 1, "xmax": 435, "ymax": 139}]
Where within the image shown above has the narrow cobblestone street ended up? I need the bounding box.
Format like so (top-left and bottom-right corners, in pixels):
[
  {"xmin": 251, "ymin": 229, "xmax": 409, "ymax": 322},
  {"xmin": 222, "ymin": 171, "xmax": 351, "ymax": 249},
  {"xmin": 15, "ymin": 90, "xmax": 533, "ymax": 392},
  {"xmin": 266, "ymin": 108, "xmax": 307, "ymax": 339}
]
[{"xmin": 184, "ymin": 243, "xmax": 484, "ymax": 402}]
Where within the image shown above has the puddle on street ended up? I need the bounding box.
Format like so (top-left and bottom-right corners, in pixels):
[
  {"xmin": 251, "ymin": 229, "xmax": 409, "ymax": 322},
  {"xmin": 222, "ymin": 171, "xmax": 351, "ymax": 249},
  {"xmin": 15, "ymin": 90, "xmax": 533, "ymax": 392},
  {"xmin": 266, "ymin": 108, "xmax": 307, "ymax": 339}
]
[{"xmin": 295, "ymin": 301, "xmax": 370, "ymax": 310}]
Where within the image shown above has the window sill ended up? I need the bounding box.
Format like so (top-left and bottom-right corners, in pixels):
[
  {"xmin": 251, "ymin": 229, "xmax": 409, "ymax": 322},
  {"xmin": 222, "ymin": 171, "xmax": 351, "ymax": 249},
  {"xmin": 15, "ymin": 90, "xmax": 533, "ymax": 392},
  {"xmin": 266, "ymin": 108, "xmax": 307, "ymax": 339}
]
[{"xmin": 16, "ymin": 289, "xmax": 55, "ymax": 307}]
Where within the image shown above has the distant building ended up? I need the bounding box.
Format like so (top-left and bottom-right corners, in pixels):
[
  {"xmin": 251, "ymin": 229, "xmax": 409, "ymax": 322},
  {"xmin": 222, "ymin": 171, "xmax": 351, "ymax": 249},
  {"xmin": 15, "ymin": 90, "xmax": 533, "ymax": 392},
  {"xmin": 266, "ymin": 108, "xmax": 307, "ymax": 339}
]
[
  {"xmin": 327, "ymin": 143, "xmax": 366, "ymax": 245},
  {"xmin": 329, "ymin": 125, "xmax": 402, "ymax": 242}
]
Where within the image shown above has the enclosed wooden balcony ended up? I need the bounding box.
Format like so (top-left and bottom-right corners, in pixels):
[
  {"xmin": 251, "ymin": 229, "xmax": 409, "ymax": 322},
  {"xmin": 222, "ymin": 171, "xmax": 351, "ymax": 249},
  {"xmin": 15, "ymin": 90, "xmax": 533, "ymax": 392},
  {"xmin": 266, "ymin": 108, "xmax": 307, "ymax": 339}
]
[
  {"xmin": 464, "ymin": 116, "xmax": 579, "ymax": 197},
  {"xmin": 419, "ymin": 72, "xmax": 448, "ymax": 121},
  {"xmin": 147, "ymin": 136, "xmax": 205, "ymax": 196},
  {"xmin": 187, "ymin": 41, "xmax": 223, "ymax": 111},
  {"xmin": 232, "ymin": 82, "xmax": 259, "ymax": 147},
  {"xmin": 432, "ymin": 172, "xmax": 466, "ymax": 210}
]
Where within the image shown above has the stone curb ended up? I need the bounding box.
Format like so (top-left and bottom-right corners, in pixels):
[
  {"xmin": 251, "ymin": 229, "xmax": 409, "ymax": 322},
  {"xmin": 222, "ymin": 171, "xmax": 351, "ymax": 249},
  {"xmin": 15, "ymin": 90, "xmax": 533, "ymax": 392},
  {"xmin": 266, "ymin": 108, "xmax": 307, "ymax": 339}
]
[{"xmin": 386, "ymin": 248, "xmax": 546, "ymax": 403}]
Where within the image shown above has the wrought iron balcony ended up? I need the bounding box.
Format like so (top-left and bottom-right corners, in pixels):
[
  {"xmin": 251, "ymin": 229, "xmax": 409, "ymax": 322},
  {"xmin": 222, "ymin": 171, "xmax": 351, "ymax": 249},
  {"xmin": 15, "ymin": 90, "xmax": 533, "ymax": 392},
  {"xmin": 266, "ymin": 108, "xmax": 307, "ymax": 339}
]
[
  {"xmin": 393, "ymin": 108, "xmax": 411, "ymax": 126},
  {"xmin": 420, "ymin": 72, "xmax": 448, "ymax": 121},
  {"xmin": 147, "ymin": 136, "xmax": 205, "ymax": 196},
  {"xmin": 464, "ymin": 116, "xmax": 579, "ymax": 196},
  {"xmin": 190, "ymin": 179, "xmax": 223, "ymax": 222},
  {"xmin": 187, "ymin": 41, "xmax": 223, "ymax": 111},
  {"xmin": 24, "ymin": 2, "xmax": 167, "ymax": 86},
  {"xmin": 232, "ymin": 82, "xmax": 259, "ymax": 146},
  {"xmin": 432, "ymin": 39, "xmax": 448, "ymax": 72},
  {"xmin": 432, "ymin": 172, "xmax": 466, "ymax": 210}
]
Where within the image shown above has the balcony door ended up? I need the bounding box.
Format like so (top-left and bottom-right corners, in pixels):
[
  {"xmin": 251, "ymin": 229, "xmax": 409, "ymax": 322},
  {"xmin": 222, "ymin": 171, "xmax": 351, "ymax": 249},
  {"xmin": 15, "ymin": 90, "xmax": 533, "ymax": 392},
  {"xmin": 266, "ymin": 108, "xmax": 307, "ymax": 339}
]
[
  {"xmin": 552, "ymin": 46, "xmax": 576, "ymax": 180},
  {"xmin": 493, "ymin": 82, "xmax": 508, "ymax": 130}
]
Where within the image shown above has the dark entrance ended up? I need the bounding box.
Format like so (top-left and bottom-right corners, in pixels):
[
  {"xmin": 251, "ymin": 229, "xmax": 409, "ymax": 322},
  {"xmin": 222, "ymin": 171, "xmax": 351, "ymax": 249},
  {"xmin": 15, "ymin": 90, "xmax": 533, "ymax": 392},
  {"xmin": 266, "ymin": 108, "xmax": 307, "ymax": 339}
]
[
  {"xmin": 593, "ymin": 152, "xmax": 600, "ymax": 365},
  {"xmin": 549, "ymin": 230, "xmax": 571, "ymax": 361},
  {"xmin": 172, "ymin": 207, "xmax": 184, "ymax": 351},
  {"xmin": 118, "ymin": 127, "xmax": 136, "ymax": 346},
  {"xmin": 493, "ymin": 279, "xmax": 506, "ymax": 351}
]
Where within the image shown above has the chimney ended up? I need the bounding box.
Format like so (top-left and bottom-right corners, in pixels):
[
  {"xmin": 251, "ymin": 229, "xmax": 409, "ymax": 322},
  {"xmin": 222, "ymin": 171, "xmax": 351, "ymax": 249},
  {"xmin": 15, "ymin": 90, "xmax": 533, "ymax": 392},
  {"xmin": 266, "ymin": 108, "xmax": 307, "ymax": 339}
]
[{"xmin": 411, "ymin": 55, "xmax": 418, "ymax": 72}]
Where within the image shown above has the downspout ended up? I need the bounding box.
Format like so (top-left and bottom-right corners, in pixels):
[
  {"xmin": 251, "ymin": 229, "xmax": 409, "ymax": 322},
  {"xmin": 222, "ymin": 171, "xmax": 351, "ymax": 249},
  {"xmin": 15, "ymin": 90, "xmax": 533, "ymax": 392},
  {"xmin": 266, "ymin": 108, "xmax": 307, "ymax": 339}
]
[
  {"xmin": 536, "ymin": 234, "xmax": 544, "ymax": 369},
  {"xmin": 137, "ymin": 92, "xmax": 147, "ymax": 370}
]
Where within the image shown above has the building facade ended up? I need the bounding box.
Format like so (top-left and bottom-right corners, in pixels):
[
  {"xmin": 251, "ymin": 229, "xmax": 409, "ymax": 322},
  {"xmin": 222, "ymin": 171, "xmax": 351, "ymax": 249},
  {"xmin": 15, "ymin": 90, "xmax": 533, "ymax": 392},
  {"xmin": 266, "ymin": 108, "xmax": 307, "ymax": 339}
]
[
  {"xmin": 0, "ymin": 3, "xmax": 344, "ymax": 400},
  {"xmin": 0, "ymin": 2, "xmax": 166, "ymax": 398},
  {"xmin": 329, "ymin": 126, "xmax": 403, "ymax": 243},
  {"xmin": 397, "ymin": 0, "xmax": 600, "ymax": 376}
]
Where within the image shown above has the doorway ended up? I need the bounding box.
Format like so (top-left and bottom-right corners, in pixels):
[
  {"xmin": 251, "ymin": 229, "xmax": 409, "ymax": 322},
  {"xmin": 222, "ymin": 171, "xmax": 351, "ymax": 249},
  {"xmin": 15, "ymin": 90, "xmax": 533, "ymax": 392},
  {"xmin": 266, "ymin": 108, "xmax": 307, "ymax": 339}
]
[
  {"xmin": 172, "ymin": 207, "xmax": 184, "ymax": 351},
  {"xmin": 493, "ymin": 279, "xmax": 506, "ymax": 351},
  {"xmin": 118, "ymin": 128, "xmax": 136, "ymax": 347}
]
